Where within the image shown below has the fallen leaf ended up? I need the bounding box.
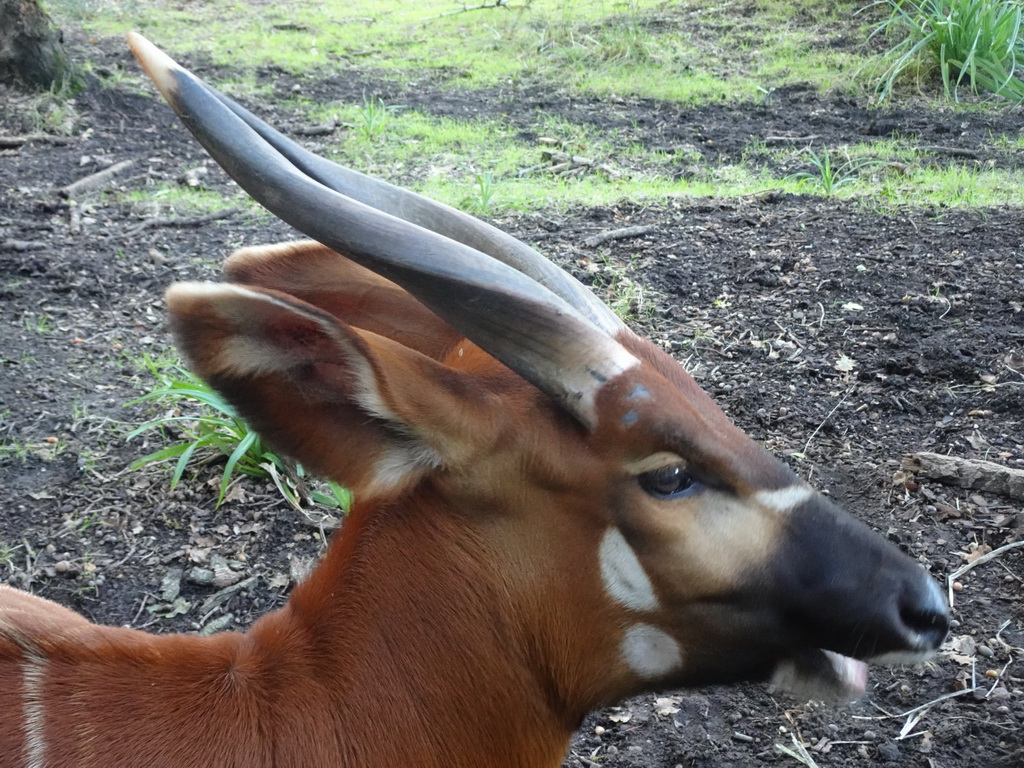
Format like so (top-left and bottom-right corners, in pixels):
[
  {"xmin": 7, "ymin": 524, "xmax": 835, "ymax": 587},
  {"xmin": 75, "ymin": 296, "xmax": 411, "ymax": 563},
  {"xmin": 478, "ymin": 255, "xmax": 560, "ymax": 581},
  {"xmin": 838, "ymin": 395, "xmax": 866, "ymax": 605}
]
[
  {"xmin": 159, "ymin": 568, "xmax": 183, "ymax": 602},
  {"xmin": 945, "ymin": 634, "xmax": 977, "ymax": 655},
  {"xmin": 267, "ymin": 572, "xmax": 290, "ymax": 590},
  {"xmin": 223, "ymin": 484, "xmax": 248, "ymax": 504},
  {"xmin": 654, "ymin": 697, "xmax": 680, "ymax": 716},
  {"xmin": 834, "ymin": 354, "xmax": 857, "ymax": 372},
  {"xmin": 964, "ymin": 544, "xmax": 993, "ymax": 563},
  {"xmin": 147, "ymin": 596, "xmax": 191, "ymax": 619}
]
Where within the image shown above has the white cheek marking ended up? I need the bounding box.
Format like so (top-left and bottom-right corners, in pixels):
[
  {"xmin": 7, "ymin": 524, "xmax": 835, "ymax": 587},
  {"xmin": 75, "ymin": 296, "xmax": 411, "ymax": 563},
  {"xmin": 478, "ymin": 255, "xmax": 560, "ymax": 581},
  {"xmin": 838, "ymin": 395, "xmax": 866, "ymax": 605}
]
[
  {"xmin": 599, "ymin": 528, "xmax": 659, "ymax": 612},
  {"xmin": 753, "ymin": 484, "xmax": 814, "ymax": 513},
  {"xmin": 622, "ymin": 624, "xmax": 683, "ymax": 680},
  {"xmin": 21, "ymin": 657, "xmax": 47, "ymax": 768}
]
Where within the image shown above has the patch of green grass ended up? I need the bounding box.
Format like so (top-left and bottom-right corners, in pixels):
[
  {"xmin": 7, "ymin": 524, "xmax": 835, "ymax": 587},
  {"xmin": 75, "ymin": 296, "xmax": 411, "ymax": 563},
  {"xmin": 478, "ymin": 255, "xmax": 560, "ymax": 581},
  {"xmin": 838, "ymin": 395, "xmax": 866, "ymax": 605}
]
[
  {"xmin": 354, "ymin": 94, "xmax": 404, "ymax": 142},
  {"xmin": 290, "ymin": 102, "xmax": 783, "ymax": 210},
  {"xmin": 119, "ymin": 185, "xmax": 254, "ymax": 216},
  {"xmin": 591, "ymin": 256, "xmax": 654, "ymax": 324},
  {"xmin": 50, "ymin": 0, "xmax": 874, "ymax": 103},
  {"xmin": 126, "ymin": 354, "xmax": 351, "ymax": 512},
  {"xmin": 906, "ymin": 161, "xmax": 991, "ymax": 204},
  {"xmin": 0, "ymin": 441, "xmax": 30, "ymax": 462},
  {"xmin": 871, "ymin": 0, "xmax": 1024, "ymax": 101},
  {"xmin": 45, "ymin": 0, "xmax": 1024, "ymax": 211},
  {"xmin": 851, "ymin": 158, "xmax": 1023, "ymax": 206},
  {"xmin": 9, "ymin": 87, "xmax": 81, "ymax": 135},
  {"xmin": 845, "ymin": 137, "xmax": 921, "ymax": 163},
  {"xmin": 23, "ymin": 313, "xmax": 54, "ymax": 334},
  {"xmin": 787, "ymin": 148, "xmax": 892, "ymax": 196},
  {"xmin": 989, "ymin": 131, "xmax": 1024, "ymax": 148}
]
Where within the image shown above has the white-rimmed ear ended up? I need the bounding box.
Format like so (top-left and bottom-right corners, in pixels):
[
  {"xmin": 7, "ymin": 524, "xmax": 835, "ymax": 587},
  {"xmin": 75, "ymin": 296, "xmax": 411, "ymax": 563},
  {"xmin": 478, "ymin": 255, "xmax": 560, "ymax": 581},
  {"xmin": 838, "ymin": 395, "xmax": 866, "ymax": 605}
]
[{"xmin": 167, "ymin": 282, "xmax": 501, "ymax": 498}]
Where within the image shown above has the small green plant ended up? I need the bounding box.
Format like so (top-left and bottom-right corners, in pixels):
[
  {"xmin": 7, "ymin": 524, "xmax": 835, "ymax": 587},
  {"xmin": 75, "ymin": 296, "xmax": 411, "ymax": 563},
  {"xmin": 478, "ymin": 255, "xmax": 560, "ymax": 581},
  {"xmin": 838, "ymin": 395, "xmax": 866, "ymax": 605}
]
[
  {"xmin": 871, "ymin": 0, "xmax": 1024, "ymax": 101},
  {"xmin": 24, "ymin": 313, "xmax": 53, "ymax": 334},
  {"xmin": 127, "ymin": 354, "xmax": 351, "ymax": 511},
  {"xmin": 17, "ymin": 84, "xmax": 81, "ymax": 134},
  {"xmin": 0, "ymin": 441, "xmax": 30, "ymax": 461},
  {"xmin": 592, "ymin": 257, "xmax": 652, "ymax": 324},
  {"xmin": 460, "ymin": 169, "xmax": 498, "ymax": 214},
  {"xmin": 0, "ymin": 541, "xmax": 17, "ymax": 571},
  {"xmin": 776, "ymin": 731, "xmax": 821, "ymax": 767},
  {"xmin": 787, "ymin": 148, "xmax": 887, "ymax": 196},
  {"xmin": 355, "ymin": 94, "xmax": 401, "ymax": 142}
]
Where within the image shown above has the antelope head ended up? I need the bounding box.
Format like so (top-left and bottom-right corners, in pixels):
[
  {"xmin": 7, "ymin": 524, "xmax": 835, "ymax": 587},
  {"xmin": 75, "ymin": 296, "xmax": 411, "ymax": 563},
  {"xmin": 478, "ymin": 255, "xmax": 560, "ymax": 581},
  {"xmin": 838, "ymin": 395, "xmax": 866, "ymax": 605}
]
[{"xmin": 129, "ymin": 34, "xmax": 948, "ymax": 714}]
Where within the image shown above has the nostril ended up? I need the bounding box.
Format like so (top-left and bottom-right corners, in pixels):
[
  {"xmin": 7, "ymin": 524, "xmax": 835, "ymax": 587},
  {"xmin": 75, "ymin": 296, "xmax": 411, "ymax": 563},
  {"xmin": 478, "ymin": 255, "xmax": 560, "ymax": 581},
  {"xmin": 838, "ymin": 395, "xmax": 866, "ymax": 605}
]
[
  {"xmin": 900, "ymin": 602, "xmax": 949, "ymax": 643},
  {"xmin": 900, "ymin": 577, "xmax": 950, "ymax": 648}
]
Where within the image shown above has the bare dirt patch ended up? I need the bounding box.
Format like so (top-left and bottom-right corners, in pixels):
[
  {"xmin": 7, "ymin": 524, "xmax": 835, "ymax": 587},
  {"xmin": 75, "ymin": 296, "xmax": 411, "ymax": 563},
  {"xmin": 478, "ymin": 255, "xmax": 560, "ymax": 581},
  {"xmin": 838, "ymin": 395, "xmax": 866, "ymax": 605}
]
[{"xmin": 1, "ymin": 32, "xmax": 1023, "ymax": 768}]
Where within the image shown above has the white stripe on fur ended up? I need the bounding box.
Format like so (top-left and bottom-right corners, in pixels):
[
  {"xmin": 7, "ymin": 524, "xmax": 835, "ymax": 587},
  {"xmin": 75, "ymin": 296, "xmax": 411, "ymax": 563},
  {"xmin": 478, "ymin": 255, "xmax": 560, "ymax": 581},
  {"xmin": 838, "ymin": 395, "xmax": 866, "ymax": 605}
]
[{"xmin": 21, "ymin": 656, "xmax": 47, "ymax": 768}]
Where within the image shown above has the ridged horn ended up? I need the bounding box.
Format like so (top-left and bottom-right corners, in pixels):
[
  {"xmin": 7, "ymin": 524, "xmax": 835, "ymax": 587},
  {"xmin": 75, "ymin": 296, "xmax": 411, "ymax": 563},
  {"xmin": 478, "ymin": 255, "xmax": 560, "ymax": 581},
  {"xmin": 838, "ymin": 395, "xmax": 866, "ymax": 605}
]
[
  {"xmin": 128, "ymin": 33, "xmax": 638, "ymax": 429},
  {"xmin": 203, "ymin": 87, "xmax": 624, "ymax": 336}
]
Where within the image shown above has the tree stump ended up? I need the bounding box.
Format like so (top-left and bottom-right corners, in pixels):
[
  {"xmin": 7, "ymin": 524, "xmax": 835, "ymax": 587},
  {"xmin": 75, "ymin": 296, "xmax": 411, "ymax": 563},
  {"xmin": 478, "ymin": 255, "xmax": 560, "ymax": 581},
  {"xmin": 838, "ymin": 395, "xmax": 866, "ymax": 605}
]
[{"xmin": 0, "ymin": 0, "xmax": 81, "ymax": 90}]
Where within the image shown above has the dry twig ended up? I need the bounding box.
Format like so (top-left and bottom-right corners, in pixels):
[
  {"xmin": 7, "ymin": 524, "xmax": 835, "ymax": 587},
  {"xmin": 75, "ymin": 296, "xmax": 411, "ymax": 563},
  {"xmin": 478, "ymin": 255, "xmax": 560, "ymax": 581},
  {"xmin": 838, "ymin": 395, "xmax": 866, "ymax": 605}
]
[
  {"xmin": 292, "ymin": 118, "xmax": 338, "ymax": 136},
  {"xmin": 1, "ymin": 239, "xmax": 47, "ymax": 252},
  {"xmin": 126, "ymin": 207, "xmax": 242, "ymax": 236},
  {"xmin": 947, "ymin": 539, "xmax": 1024, "ymax": 606},
  {"xmin": 0, "ymin": 133, "xmax": 76, "ymax": 148},
  {"xmin": 801, "ymin": 390, "xmax": 851, "ymax": 461},
  {"xmin": 918, "ymin": 145, "xmax": 981, "ymax": 159},
  {"xmin": 59, "ymin": 159, "xmax": 136, "ymax": 198},
  {"xmin": 764, "ymin": 134, "xmax": 821, "ymax": 144},
  {"xmin": 423, "ymin": 0, "xmax": 525, "ymax": 20},
  {"xmin": 583, "ymin": 225, "xmax": 656, "ymax": 248},
  {"xmin": 539, "ymin": 149, "xmax": 620, "ymax": 179}
]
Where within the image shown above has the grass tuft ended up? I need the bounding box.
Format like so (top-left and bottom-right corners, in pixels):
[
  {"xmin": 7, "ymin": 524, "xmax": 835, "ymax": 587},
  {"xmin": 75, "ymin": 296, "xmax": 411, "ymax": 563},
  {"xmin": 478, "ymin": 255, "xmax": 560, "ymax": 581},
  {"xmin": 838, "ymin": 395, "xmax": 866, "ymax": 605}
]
[
  {"xmin": 871, "ymin": 0, "xmax": 1024, "ymax": 101},
  {"xmin": 355, "ymin": 94, "xmax": 403, "ymax": 142},
  {"xmin": 787, "ymin": 148, "xmax": 890, "ymax": 196},
  {"xmin": 126, "ymin": 354, "xmax": 351, "ymax": 512}
]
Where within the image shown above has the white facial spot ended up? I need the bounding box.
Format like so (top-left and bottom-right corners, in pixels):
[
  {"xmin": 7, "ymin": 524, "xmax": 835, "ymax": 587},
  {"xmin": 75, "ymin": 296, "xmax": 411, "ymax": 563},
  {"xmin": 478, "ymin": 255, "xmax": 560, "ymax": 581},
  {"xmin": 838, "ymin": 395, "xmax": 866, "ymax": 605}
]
[
  {"xmin": 621, "ymin": 623, "xmax": 683, "ymax": 680},
  {"xmin": 753, "ymin": 484, "xmax": 814, "ymax": 514},
  {"xmin": 599, "ymin": 528, "xmax": 658, "ymax": 612},
  {"xmin": 21, "ymin": 657, "xmax": 47, "ymax": 768}
]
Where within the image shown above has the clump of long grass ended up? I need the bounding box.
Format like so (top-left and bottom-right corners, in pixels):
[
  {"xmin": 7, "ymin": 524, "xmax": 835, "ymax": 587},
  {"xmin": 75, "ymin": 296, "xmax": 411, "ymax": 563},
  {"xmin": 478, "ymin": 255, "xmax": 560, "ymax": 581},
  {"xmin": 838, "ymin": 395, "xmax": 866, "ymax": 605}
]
[
  {"xmin": 871, "ymin": 0, "xmax": 1024, "ymax": 101},
  {"xmin": 127, "ymin": 354, "xmax": 350, "ymax": 512},
  {"xmin": 787, "ymin": 148, "xmax": 890, "ymax": 196}
]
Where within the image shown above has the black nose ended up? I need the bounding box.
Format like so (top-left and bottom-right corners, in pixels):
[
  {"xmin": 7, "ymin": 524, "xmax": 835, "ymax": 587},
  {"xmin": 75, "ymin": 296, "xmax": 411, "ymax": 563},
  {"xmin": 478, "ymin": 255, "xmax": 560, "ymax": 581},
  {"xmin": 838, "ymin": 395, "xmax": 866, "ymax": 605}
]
[
  {"xmin": 899, "ymin": 573, "xmax": 950, "ymax": 651},
  {"xmin": 774, "ymin": 497, "xmax": 951, "ymax": 661}
]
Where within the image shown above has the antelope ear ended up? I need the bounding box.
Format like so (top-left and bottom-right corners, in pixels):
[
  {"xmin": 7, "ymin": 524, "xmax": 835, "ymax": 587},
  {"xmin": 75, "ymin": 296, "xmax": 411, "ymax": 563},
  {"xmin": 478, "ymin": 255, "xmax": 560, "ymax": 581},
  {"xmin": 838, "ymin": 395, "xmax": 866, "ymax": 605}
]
[
  {"xmin": 223, "ymin": 241, "xmax": 464, "ymax": 361},
  {"xmin": 167, "ymin": 282, "xmax": 500, "ymax": 498}
]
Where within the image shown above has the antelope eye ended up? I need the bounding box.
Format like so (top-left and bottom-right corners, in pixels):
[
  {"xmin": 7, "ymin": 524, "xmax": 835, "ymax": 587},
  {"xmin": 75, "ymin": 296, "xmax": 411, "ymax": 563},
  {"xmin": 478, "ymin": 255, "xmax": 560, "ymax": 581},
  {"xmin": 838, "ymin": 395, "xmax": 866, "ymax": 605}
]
[{"xmin": 638, "ymin": 464, "xmax": 698, "ymax": 499}]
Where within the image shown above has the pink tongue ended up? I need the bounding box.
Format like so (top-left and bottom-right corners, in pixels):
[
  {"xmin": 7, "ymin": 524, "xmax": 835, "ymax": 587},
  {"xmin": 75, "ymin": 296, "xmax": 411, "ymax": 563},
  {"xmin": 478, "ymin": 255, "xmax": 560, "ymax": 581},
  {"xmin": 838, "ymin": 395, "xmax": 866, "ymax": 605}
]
[
  {"xmin": 822, "ymin": 651, "xmax": 869, "ymax": 698},
  {"xmin": 773, "ymin": 650, "xmax": 869, "ymax": 701}
]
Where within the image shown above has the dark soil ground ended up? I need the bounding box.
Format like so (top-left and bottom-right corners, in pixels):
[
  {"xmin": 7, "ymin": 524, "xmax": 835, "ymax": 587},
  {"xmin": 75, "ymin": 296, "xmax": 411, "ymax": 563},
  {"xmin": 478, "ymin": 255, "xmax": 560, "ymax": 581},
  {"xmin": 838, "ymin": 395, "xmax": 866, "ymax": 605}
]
[{"xmin": 2, "ymin": 29, "xmax": 1023, "ymax": 768}]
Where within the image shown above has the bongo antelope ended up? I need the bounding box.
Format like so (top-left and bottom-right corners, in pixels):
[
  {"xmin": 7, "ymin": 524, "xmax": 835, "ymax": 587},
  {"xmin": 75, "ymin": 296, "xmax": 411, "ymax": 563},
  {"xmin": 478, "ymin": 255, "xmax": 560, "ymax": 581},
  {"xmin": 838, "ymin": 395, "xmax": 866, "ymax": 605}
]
[{"xmin": 0, "ymin": 34, "xmax": 949, "ymax": 768}]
